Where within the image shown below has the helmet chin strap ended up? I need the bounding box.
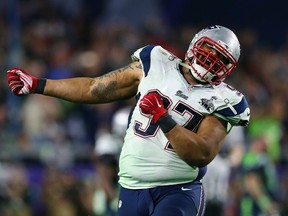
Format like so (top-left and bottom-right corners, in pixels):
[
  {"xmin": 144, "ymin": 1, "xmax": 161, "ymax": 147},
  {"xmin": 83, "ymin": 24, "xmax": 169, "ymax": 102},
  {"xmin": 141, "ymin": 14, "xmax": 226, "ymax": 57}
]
[{"xmin": 177, "ymin": 60, "xmax": 193, "ymax": 71}]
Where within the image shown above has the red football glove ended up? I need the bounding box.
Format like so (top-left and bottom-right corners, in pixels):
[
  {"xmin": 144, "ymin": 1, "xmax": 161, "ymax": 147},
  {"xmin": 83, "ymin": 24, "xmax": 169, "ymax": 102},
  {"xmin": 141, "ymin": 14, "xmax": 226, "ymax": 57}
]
[
  {"xmin": 139, "ymin": 92, "xmax": 167, "ymax": 123},
  {"xmin": 7, "ymin": 68, "xmax": 40, "ymax": 95}
]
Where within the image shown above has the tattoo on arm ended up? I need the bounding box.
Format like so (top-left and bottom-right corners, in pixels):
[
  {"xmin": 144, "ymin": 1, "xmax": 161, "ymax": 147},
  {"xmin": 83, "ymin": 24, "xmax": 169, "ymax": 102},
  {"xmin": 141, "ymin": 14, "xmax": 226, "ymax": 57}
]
[
  {"xmin": 90, "ymin": 62, "xmax": 141, "ymax": 102},
  {"xmin": 121, "ymin": 62, "xmax": 142, "ymax": 71},
  {"xmin": 90, "ymin": 70, "xmax": 118, "ymax": 101}
]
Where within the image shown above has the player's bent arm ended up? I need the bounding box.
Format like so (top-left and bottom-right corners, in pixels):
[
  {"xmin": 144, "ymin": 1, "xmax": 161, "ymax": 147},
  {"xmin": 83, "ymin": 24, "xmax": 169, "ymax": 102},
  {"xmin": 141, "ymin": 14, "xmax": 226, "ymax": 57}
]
[
  {"xmin": 164, "ymin": 115, "xmax": 227, "ymax": 167},
  {"xmin": 43, "ymin": 61, "xmax": 143, "ymax": 103}
]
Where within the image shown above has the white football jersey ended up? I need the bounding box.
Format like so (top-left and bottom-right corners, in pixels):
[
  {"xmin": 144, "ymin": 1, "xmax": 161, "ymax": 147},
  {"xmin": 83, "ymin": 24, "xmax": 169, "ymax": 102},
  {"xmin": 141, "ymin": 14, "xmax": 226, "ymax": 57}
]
[{"xmin": 118, "ymin": 45, "xmax": 250, "ymax": 189}]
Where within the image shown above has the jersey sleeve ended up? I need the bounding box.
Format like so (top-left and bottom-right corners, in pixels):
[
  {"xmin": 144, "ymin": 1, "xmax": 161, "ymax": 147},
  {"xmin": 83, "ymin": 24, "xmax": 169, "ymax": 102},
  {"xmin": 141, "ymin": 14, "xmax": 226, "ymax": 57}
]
[
  {"xmin": 131, "ymin": 45, "xmax": 178, "ymax": 78},
  {"xmin": 214, "ymin": 91, "xmax": 250, "ymax": 131},
  {"xmin": 131, "ymin": 45, "xmax": 153, "ymax": 61}
]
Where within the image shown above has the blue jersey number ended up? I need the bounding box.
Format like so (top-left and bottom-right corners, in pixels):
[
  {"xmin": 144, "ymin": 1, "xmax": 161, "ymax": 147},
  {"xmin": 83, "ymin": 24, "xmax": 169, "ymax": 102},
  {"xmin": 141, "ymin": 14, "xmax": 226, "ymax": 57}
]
[{"xmin": 134, "ymin": 92, "xmax": 204, "ymax": 144}]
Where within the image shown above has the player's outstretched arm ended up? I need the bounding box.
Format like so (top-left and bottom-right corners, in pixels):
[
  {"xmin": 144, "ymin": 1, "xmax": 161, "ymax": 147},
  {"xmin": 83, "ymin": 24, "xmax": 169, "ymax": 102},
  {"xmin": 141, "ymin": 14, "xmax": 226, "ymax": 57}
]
[{"xmin": 7, "ymin": 61, "xmax": 143, "ymax": 104}]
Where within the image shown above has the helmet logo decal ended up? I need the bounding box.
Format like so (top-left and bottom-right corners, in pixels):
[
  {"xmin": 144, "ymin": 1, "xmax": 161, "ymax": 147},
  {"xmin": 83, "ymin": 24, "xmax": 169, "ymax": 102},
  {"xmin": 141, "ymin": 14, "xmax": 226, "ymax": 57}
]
[
  {"xmin": 202, "ymin": 25, "xmax": 221, "ymax": 34},
  {"xmin": 205, "ymin": 25, "xmax": 221, "ymax": 30}
]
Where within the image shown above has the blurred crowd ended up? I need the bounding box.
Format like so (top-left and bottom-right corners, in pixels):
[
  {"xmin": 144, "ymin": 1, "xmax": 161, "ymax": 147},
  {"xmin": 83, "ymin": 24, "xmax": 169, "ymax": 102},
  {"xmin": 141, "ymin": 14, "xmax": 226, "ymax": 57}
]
[{"xmin": 0, "ymin": 0, "xmax": 288, "ymax": 215}]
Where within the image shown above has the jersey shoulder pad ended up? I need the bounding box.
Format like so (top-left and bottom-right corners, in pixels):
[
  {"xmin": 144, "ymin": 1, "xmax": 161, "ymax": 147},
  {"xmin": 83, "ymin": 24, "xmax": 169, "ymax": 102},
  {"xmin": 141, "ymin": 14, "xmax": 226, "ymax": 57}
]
[
  {"xmin": 214, "ymin": 83, "xmax": 250, "ymax": 127},
  {"xmin": 131, "ymin": 45, "xmax": 156, "ymax": 62},
  {"xmin": 131, "ymin": 45, "xmax": 179, "ymax": 63}
]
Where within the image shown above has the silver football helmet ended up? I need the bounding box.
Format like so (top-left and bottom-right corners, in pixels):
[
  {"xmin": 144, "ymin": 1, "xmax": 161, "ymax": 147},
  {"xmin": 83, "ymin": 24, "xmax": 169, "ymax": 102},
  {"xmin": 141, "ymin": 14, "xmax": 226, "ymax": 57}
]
[{"xmin": 185, "ymin": 25, "xmax": 240, "ymax": 84}]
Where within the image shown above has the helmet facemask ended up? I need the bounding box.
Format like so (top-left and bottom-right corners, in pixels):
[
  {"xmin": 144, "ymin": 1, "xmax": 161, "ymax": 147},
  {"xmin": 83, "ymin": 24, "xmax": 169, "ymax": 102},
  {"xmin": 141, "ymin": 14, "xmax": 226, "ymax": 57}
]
[{"xmin": 186, "ymin": 36, "xmax": 237, "ymax": 84}]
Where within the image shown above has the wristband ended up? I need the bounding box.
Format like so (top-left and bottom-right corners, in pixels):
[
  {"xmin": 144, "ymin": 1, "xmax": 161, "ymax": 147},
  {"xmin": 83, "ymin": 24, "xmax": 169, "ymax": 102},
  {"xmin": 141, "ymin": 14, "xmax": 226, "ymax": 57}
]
[
  {"xmin": 158, "ymin": 114, "xmax": 177, "ymax": 133},
  {"xmin": 35, "ymin": 78, "xmax": 47, "ymax": 94}
]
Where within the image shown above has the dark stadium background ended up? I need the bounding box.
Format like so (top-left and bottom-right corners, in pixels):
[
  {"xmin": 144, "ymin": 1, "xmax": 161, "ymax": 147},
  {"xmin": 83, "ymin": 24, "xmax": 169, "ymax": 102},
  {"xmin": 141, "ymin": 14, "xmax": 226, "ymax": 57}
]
[{"xmin": 0, "ymin": 0, "xmax": 287, "ymax": 215}]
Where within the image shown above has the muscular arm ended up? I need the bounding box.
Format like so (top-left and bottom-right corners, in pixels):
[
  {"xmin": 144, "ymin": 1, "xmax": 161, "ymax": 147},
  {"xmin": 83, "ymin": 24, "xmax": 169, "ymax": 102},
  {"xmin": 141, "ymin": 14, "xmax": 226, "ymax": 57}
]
[
  {"xmin": 165, "ymin": 115, "xmax": 227, "ymax": 167},
  {"xmin": 43, "ymin": 61, "xmax": 143, "ymax": 103}
]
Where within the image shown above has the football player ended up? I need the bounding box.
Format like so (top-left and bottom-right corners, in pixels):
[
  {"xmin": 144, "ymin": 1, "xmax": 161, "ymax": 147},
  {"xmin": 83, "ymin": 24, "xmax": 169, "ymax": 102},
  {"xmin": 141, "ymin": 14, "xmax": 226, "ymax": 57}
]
[{"xmin": 7, "ymin": 25, "xmax": 250, "ymax": 216}]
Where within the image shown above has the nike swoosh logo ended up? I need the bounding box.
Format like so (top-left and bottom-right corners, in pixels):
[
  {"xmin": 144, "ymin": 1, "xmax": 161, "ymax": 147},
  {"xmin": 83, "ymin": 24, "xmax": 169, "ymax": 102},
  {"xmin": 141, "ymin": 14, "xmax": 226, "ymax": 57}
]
[
  {"xmin": 156, "ymin": 99, "xmax": 162, "ymax": 108},
  {"xmin": 181, "ymin": 187, "xmax": 192, "ymax": 191}
]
